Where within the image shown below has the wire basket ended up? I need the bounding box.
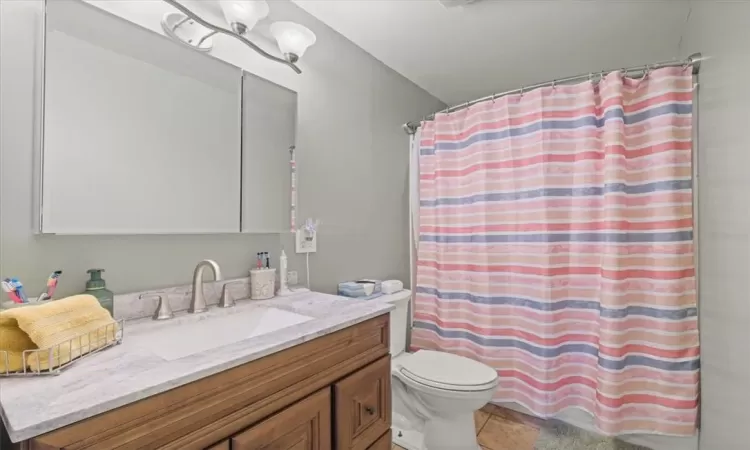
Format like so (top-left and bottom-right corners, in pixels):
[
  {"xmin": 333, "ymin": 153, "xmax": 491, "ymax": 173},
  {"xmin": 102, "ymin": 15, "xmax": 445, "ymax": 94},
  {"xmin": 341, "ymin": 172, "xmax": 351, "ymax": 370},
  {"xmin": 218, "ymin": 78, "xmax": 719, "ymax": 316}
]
[{"xmin": 0, "ymin": 319, "xmax": 124, "ymax": 376}]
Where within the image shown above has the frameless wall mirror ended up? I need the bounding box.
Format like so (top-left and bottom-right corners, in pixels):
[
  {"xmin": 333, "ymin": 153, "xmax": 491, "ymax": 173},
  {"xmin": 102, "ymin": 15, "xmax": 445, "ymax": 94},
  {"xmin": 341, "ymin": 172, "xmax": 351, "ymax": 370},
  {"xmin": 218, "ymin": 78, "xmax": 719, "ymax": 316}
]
[{"xmin": 41, "ymin": 0, "xmax": 243, "ymax": 234}]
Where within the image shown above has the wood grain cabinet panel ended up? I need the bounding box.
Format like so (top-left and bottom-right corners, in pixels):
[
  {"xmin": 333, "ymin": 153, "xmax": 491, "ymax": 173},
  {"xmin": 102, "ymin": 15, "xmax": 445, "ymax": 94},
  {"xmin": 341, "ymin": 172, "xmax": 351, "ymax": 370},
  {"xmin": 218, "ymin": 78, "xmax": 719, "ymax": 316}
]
[
  {"xmin": 367, "ymin": 430, "xmax": 392, "ymax": 450},
  {"xmin": 205, "ymin": 440, "xmax": 230, "ymax": 450},
  {"xmin": 231, "ymin": 388, "xmax": 331, "ymax": 450},
  {"xmin": 334, "ymin": 356, "xmax": 391, "ymax": 450}
]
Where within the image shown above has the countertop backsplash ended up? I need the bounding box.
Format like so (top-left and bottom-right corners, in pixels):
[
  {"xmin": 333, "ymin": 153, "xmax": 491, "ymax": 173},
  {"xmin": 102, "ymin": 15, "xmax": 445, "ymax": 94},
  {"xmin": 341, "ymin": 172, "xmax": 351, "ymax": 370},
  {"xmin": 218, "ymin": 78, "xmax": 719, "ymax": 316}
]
[{"xmin": 113, "ymin": 277, "xmax": 252, "ymax": 321}]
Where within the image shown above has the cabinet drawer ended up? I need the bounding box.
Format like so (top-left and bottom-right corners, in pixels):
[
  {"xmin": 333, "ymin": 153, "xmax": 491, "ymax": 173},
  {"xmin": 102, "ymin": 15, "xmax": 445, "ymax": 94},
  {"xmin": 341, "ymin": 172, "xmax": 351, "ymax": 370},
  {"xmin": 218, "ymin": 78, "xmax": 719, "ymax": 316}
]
[
  {"xmin": 368, "ymin": 430, "xmax": 392, "ymax": 450},
  {"xmin": 231, "ymin": 388, "xmax": 331, "ymax": 450},
  {"xmin": 334, "ymin": 356, "xmax": 391, "ymax": 450}
]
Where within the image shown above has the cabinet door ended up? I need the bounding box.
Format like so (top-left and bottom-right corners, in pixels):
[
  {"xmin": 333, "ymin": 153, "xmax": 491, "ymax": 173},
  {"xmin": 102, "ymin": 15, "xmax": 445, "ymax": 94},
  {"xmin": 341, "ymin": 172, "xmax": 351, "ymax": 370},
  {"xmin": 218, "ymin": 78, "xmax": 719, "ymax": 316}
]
[
  {"xmin": 241, "ymin": 71, "xmax": 296, "ymax": 233},
  {"xmin": 334, "ymin": 356, "xmax": 391, "ymax": 450},
  {"xmin": 231, "ymin": 388, "xmax": 331, "ymax": 450}
]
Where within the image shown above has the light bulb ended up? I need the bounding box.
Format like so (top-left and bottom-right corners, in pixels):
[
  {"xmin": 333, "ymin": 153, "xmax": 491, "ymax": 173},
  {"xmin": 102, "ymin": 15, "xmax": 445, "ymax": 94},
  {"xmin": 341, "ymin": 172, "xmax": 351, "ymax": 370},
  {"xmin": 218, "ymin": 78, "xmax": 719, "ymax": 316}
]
[
  {"xmin": 270, "ymin": 21, "xmax": 316, "ymax": 61},
  {"xmin": 219, "ymin": 0, "xmax": 269, "ymax": 34}
]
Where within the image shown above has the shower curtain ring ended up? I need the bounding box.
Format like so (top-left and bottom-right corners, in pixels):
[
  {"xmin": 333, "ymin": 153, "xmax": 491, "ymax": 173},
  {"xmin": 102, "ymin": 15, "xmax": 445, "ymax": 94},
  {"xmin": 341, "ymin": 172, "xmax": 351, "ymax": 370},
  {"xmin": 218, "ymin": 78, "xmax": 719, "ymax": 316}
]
[
  {"xmin": 551, "ymin": 79, "xmax": 557, "ymax": 89},
  {"xmin": 520, "ymin": 86, "xmax": 525, "ymax": 96}
]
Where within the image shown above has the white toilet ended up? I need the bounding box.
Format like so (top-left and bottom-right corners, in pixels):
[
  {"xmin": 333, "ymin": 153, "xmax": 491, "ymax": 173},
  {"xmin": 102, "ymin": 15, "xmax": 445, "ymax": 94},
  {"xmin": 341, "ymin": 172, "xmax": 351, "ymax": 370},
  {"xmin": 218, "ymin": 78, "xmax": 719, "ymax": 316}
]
[{"xmin": 380, "ymin": 290, "xmax": 499, "ymax": 450}]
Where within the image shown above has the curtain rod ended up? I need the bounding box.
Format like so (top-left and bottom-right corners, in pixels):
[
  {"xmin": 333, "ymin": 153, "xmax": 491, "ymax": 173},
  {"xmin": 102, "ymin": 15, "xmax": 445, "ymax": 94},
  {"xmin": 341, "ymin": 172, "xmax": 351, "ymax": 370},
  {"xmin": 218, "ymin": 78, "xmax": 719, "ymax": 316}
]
[{"xmin": 403, "ymin": 52, "xmax": 702, "ymax": 135}]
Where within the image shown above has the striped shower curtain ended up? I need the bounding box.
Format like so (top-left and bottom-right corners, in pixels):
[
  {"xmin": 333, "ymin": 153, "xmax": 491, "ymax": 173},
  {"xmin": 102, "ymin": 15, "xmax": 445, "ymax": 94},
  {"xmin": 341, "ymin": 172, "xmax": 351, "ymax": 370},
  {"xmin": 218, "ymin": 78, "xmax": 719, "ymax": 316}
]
[{"xmin": 411, "ymin": 67, "xmax": 698, "ymax": 436}]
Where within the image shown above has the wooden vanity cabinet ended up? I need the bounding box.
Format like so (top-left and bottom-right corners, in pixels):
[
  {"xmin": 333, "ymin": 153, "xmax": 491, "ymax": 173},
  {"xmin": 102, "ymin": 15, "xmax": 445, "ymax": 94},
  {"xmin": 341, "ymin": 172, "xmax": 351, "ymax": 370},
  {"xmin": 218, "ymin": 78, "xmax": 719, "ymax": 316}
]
[
  {"xmin": 367, "ymin": 430, "xmax": 393, "ymax": 450},
  {"xmin": 21, "ymin": 315, "xmax": 392, "ymax": 450},
  {"xmin": 206, "ymin": 441, "xmax": 230, "ymax": 450}
]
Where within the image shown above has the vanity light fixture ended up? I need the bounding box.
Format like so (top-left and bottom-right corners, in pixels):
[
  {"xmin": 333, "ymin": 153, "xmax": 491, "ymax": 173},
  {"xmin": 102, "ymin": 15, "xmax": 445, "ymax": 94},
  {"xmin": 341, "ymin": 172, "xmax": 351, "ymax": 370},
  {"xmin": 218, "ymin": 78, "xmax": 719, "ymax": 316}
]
[
  {"xmin": 269, "ymin": 21, "xmax": 317, "ymax": 63},
  {"xmin": 220, "ymin": 0, "xmax": 269, "ymax": 35},
  {"xmin": 160, "ymin": 0, "xmax": 317, "ymax": 74},
  {"xmin": 161, "ymin": 12, "xmax": 217, "ymax": 52}
]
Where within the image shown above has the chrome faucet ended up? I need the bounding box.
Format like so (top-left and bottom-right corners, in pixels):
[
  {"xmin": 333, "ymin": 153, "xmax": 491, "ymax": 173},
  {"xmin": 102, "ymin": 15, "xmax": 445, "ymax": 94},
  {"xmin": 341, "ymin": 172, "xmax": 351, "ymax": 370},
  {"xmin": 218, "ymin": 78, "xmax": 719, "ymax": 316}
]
[{"xmin": 189, "ymin": 259, "xmax": 222, "ymax": 313}]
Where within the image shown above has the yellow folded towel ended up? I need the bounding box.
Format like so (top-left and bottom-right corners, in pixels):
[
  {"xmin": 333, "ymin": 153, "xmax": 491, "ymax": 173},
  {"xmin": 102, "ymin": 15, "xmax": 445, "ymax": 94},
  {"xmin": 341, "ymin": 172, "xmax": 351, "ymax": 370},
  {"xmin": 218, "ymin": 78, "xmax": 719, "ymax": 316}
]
[
  {"xmin": 0, "ymin": 317, "xmax": 36, "ymax": 373},
  {"xmin": 0, "ymin": 295, "xmax": 117, "ymax": 372}
]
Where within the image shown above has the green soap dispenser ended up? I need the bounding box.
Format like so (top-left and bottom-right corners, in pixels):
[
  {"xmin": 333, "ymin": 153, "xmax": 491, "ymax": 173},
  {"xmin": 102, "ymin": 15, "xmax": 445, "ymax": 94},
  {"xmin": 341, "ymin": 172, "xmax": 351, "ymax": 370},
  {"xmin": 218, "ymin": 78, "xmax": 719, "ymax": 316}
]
[{"xmin": 84, "ymin": 269, "xmax": 114, "ymax": 316}]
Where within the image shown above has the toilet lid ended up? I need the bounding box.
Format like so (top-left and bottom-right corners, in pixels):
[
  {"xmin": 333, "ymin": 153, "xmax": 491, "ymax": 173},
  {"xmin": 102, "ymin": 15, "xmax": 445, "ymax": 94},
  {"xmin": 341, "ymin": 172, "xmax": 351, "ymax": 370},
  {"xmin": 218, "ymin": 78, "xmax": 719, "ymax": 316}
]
[{"xmin": 398, "ymin": 350, "xmax": 498, "ymax": 392}]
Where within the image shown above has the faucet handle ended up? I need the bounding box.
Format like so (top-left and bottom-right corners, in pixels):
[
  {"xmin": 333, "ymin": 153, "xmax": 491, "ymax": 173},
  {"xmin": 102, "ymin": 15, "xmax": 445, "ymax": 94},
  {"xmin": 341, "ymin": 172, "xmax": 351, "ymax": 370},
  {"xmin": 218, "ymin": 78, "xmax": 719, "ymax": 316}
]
[
  {"xmin": 218, "ymin": 281, "xmax": 242, "ymax": 308},
  {"xmin": 140, "ymin": 292, "xmax": 174, "ymax": 321}
]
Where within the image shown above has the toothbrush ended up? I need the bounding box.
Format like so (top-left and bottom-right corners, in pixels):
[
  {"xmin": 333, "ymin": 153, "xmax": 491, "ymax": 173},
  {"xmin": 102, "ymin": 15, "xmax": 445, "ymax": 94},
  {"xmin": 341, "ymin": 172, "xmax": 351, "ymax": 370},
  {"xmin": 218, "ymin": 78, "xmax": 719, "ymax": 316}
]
[
  {"xmin": 2, "ymin": 280, "xmax": 21, "ymax": 303},
  {"xmin": 39, "ymin": 270, "xmax": 62, "ymax": 301},
  {"xmin": 47, "ymin": 271, "xmax": 62, "ymax": 297},
  {"xmin": 2, "ymin": 279, "xmax": 22, "ymax": 303},
  {"xmin": 1, "ymin": 281, "xmax": 22, "ymax": 304},
  {"xmin": 10, "ymin": 278, "xmax": 27, "ymax": 303}
]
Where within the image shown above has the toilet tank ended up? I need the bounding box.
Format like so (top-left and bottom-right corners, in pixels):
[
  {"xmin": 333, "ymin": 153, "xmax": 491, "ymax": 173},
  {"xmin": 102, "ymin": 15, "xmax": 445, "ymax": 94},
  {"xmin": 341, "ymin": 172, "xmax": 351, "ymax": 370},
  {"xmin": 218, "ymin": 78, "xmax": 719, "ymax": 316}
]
[{"xmin": 379, "ymin": 290, "xmax": 411, "ymax": 357}]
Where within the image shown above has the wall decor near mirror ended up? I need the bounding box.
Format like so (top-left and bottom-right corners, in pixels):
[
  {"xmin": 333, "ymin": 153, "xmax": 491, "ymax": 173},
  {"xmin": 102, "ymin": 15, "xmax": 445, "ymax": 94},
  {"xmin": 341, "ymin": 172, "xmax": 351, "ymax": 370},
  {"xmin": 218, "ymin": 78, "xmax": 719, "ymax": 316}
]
[{"xmin": 39, "ymin": 0, "xmax": 296, "ymax": 235}]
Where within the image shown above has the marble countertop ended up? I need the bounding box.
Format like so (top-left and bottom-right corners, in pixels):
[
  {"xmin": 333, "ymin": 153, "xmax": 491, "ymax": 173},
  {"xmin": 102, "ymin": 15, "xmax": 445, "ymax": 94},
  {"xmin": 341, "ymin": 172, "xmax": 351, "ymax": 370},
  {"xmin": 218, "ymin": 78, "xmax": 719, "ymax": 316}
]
[{"xmin": 0, "ymin": 291, "xmax": 393, "ymax": 442}]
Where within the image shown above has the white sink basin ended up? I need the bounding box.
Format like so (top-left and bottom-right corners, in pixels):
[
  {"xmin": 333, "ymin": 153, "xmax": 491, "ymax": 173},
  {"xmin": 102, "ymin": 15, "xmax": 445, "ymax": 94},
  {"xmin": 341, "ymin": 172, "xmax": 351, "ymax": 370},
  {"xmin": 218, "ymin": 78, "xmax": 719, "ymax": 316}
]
[{"xmin": 133, "ymin": 307, "xmax": 313, "ymax": 361}]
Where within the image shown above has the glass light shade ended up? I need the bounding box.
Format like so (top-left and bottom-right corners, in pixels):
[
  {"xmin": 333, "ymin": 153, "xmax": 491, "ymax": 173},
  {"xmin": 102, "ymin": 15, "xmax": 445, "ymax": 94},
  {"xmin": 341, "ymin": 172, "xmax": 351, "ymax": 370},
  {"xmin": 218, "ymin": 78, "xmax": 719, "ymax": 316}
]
[
  {"xmin": 269, "ymin": 22, "xmax": 316, "ymax": 59},
  {"xmin": 220, "ymin": 0, "xmax": 269, "ymax": 33}
]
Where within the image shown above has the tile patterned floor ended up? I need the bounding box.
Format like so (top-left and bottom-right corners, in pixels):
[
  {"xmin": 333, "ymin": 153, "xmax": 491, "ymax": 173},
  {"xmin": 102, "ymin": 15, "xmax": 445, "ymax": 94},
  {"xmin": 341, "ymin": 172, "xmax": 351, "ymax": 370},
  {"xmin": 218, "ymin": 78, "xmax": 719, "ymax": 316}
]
[{"xmin": 392, "ymin": 403, "xmax": 542, "ymax": 450}]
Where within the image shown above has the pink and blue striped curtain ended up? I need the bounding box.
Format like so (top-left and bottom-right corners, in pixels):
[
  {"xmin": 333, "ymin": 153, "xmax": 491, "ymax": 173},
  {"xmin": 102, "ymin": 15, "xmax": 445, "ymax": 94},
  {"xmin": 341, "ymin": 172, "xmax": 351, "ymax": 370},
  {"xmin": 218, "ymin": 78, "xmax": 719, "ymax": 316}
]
[{"xmin": 411, "ymin": 67, "xmax": 698, "ymax": 436}]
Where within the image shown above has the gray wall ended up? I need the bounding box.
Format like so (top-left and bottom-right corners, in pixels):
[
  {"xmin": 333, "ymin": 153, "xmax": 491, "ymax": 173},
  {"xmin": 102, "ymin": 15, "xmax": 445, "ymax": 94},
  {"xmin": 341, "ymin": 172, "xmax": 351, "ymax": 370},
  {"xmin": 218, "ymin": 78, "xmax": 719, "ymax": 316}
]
[
  {"xmin": 0, "ymin": 0, "xmax": 444, "ymax": 298},
  {"xmin": 267, "ymin": 1, "xmax": 445, "ymax": 293},
  {"xmin": 682, "ymin": 3, "xmax": 750, "ymax": 449}
]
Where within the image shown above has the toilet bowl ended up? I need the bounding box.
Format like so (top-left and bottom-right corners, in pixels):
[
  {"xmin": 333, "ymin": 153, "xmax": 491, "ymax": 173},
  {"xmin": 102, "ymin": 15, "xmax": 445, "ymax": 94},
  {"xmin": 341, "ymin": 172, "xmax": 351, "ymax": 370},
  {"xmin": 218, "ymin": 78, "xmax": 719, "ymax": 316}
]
[{"xmin": 379, "ymin": 290, "xmax": 499, "ymax": 450}]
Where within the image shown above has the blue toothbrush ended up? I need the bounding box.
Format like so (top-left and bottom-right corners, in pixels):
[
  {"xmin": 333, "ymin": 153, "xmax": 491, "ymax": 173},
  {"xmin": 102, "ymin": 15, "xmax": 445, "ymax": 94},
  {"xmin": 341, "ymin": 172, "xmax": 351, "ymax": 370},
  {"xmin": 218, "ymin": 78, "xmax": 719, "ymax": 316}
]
[{"xmin": 10, "ymin": 278, "xmax": 27, "ymax": 303}]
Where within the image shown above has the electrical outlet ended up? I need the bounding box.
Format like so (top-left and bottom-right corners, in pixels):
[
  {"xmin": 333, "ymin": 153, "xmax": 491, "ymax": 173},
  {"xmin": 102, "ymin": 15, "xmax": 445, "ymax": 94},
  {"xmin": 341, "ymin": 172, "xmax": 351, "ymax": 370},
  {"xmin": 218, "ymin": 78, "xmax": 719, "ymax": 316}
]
[
  {"xmin": 288, "ymin": 270, "xmax": 298, "ymax": 285},
  {"xmin": 295, "ymin": 228, "xmax": 317, "ymax": 253}
]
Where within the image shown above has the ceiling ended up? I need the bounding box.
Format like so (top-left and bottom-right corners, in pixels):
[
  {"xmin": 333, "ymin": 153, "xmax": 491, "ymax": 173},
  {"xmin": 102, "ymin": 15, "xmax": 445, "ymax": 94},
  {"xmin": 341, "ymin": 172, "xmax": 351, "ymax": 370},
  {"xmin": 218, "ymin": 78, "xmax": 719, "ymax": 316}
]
[{"xmin": 291, "ymin": 0, "xmax": 692, "ymax": 105}]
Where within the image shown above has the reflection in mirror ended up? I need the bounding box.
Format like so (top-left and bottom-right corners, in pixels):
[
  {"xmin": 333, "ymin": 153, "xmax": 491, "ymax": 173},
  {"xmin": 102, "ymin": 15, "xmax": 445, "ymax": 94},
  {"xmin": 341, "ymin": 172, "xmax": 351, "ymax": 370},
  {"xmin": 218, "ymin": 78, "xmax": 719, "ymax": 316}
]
[{"xmin": 242, "ymin": 72, "xmax": 296, "ymax": 233}]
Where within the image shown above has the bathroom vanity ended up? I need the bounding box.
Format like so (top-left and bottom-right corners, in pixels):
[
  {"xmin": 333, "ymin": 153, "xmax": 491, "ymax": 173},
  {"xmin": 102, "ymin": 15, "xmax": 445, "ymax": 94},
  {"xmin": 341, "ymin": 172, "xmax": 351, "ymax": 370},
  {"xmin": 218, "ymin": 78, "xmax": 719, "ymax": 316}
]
[{"xmin": 0, "ymin": 292, "xmax": 394, "ymax": 450}]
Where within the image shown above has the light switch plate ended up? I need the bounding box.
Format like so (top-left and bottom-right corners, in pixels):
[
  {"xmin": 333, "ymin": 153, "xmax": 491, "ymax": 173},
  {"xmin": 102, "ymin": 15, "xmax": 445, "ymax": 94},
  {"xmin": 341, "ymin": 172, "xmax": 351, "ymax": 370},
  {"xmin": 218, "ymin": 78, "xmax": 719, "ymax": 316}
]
[{"xmin": 295, "ymin": 229, "xmax": 317, "ymax": 253}]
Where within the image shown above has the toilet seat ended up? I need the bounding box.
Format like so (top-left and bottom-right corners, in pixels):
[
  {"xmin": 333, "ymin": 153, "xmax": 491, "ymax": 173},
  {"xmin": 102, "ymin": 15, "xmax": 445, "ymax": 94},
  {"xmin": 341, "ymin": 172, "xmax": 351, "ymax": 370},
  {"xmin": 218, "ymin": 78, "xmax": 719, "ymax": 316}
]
[{"xmin": 397, "ymin": 350, "xmax": 498, "ymax": 392}]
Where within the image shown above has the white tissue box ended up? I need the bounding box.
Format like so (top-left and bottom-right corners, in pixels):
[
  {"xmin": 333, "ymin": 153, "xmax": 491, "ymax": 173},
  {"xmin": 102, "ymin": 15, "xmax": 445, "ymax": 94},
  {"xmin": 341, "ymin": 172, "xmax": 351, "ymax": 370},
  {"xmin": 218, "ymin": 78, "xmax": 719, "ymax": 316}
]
[{"xmin": 381, "ymin": 280, "xmax": 403, "ymax": 294}]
